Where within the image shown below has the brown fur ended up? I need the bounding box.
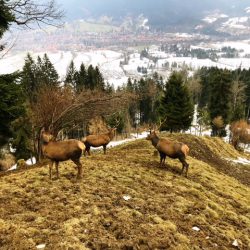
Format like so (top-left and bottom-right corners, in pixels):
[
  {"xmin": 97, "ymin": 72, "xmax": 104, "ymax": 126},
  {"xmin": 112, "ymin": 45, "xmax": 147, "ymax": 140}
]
[
  {"xmin": 83, "ymin": 128, "xmax": 116, "ymax": 155},
  {"xmin": 41, "ymin": 130, "xmax": 85, "ymax": 179},
  {"xmin": 146, "ymin": 131, "xmax": 190, "ymax": 177}
]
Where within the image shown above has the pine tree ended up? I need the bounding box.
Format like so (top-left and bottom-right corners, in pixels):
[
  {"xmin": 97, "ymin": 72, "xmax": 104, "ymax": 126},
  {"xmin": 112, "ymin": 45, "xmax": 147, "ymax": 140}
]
[
  {"xmin": 21, "ymin": 53, "xmax": 37, "ymax": 100},
  {"xmin": 197, "ymin": 67, "xmax": 212, "ymax": 108},
  {"xmin": 76, "ymin": 63, "xmax": 87, "ymax": 92},
  {"xmin": 41, "ymin": 53, "xmax": 59, "ymax": 87},
  {"xmin": 209, "ymin": 69, "xmax": 232, "ymax": 136},
  {"xmin": 160, "ymin": 71, "xmax": 194, "ymax": 132},
  {"xmin": 11, "ymin": 115, "xmax": 33, "ymax": 160},
  {"xmin": 65, "ymin": 60, "xmax": 78, "ymax": 91},
  {"xmin": 87, "ymin": 64, "xmax": 95, "ymax": 90},
  {"xmin": 0, "ymin": 1, "xmax": 14, "ymax": 50},
  {"xmin": 95, "ymin": 66, "xmax": 105, "ymax": 91},
  {"xmin": 0, "ymin": 73, "xmax": 25, "ymax": 147},
  {"xmin": 105, "ymin": 82, "xmax": 114, "ymax": 93}
]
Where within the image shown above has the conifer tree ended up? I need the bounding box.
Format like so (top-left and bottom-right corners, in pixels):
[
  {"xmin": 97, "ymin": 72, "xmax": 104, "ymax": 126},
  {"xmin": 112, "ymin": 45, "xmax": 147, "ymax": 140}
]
[
  {"xmin": 11, "ymin": 115, "xmax": 32, "ymax": 160},
  {"xmin": 65, "ymin": 60, "xmax": 78, "ymax": 91},
  {"xmin": 0, "ymin": 0, "xmax": 14, "ymax": 50},
  {"xmin": 21, "ymin": 53, "xmax": 37, "ymax": 100},
  {"xmin": 209, "ymin": 69, "xmax": 232, "ymax": 136},
  {"xmin": 87, "ymin": 64, "xmax": 95, "ymax": 90},
  {"xmin": 76, "ymin": 63, "xmax": 87, "ymax": 92},
  {"xmin": 0, "ymin": 73, "xmax": 25, "ymax": 147},
  {"xmin": 160, "ymin": 71, "xmax": 194, "ymax": 132},
  {"xmin": 41, "ymin": 53, "xmax": 59, "ymax": 86},
  {"xmin": 95, "ymin": 66, "xmax": 105, "ymax": 91},
  {"xmin": 105, "ymin": 82, "xmax": 114, "ymax": 93}
]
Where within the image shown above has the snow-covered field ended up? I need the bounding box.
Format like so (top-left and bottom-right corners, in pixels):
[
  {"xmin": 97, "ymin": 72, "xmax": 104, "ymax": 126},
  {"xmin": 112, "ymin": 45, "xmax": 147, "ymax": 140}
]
[{"xmin": 1, "ymin": 41, "xmax": 250, "ymax": 88}]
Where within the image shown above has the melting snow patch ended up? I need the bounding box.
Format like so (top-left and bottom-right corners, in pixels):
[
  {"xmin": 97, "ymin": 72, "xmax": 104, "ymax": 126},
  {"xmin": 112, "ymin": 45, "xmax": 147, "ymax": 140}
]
[
  {"xmin": 226, "ymin": 157, "xmax": 250, "ymax": 165},
  {"xmin": 192, "ymin": 226, "xmax": 200, "ymax": 232},
  {"xmin": 123, "ymin": 195, "xmax": 131, "ymax": 201},
  {"xmin": 36, "ymin": 244, "xmax": 46, "ymax": 249},
  {"xmin": 232, "ymin": 239, "xmax": 239, "ymax": 247}
]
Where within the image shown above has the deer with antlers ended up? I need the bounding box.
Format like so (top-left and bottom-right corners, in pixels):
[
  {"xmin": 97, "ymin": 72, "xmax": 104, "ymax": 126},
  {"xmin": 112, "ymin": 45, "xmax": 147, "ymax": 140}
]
[
  {"xmin": 82, "ymin": 118, "xmax": 119, "ymax": 155},
  {"xmin": 146, "ymin": 119, "xmax": 190, "ymax": 177}
]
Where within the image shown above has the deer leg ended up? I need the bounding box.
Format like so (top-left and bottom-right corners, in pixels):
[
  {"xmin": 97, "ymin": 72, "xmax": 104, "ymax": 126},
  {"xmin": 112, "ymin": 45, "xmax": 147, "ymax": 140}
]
[
  {"xmin": 55, "ymin": 161, "xmax": 59, "ymax": 179},
  {"xmin": 159, "ymin": 152, "xmax": 164, "ymax": 167},
  {"xmin": 185, "ymin": 162, "xmax": 189, "ymax": 178},
  {"xmin": 49, "ymin": 161, "xmax": 54, "ymax": 180},
  {"xmin": 163, "ymin": 155, "xmax": 167, "ymax": 167},
  {"xmin": 179, "ymin": 157, "xmax": 189, "ymax": 177},
  {"xmin": 72, "ymin": 159, "xmax": 82, "ymax": 179},
  {"xmin": 103, "ymin": 145, "xmax": 107, "ymax": 154},
  {"xmin": 87, "ymin": 146, "xmax": 91, "ymax": 156}
]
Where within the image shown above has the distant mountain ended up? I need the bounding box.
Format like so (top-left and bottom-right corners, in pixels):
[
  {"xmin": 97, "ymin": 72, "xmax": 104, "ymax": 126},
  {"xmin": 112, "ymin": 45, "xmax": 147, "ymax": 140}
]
[{"xmin": 60, "ymin": 0, "xmax": 250, "ymax": 31}]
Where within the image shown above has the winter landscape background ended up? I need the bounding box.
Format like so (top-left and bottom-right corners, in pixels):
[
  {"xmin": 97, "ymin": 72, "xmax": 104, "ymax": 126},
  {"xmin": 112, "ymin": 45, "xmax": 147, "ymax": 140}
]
[{"xmin": 2, "ymin": 0, "xmax": 250, "ymax": 88}]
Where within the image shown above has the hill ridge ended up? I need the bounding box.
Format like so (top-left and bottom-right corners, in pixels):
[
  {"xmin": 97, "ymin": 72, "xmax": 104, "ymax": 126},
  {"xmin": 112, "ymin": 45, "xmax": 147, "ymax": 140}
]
[{"xmin": 0, "ymin": 133, "xmax": 249, "ymax": 249}]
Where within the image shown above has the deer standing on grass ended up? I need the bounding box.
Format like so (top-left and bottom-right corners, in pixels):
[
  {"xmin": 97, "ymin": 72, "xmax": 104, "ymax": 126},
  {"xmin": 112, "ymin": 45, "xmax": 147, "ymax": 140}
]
[
  {"xmin": 82, "ymin": 127, "xmax": 117, "ymax": 155},
  {"xmin": 40, "ymin": 128, "xmax": 85, "ymax": 179},
  {"xmin": 146, "ymin": 130, "xmax": 190, "ymax": 177}
]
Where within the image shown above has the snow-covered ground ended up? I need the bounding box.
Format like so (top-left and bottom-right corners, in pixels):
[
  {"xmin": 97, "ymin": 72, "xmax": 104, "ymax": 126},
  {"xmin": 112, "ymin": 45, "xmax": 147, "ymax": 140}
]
[
  {"xmin": 226, "ymin": 157, "xmax": 250, "ymax": 165},
  {"xmin": 1, "ymin": 41, "xmax": 250, "ymax": 88},
  {"xmin": 8, "ymin": 157, "xmax": 37, "ymax": 171}
]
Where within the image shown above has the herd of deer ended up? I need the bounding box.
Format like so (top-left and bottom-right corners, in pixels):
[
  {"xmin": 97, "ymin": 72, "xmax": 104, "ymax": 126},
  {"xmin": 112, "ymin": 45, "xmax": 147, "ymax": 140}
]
[{"xmin": 40, "ymin": 127, "xmax": 190, "ymax": 180}]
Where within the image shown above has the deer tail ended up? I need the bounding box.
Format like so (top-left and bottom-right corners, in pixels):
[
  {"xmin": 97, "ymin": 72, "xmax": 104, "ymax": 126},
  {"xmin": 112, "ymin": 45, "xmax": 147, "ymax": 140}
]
[{"xmin": 181, "ymin": 144, "xmax": 189, "ymax": 157}]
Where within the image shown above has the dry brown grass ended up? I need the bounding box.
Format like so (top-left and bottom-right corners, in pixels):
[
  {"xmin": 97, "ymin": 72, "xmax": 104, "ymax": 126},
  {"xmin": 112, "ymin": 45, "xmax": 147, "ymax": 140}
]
[
  {"xmin": 0, "ymin": 153, "xmax": 15, "ymax": 171},
  {"xmin": 0, "ymin": 134, "xmax": 250, "ymax": 249}
]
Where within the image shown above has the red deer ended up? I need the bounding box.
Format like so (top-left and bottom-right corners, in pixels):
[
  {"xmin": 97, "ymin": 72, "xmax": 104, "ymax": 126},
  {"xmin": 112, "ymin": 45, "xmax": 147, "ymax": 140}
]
[
  {"xmin": 146, "ymin": 130, "xmax": 190, "ymax": 177},
  {"xmin": 40, "ymin": 129, "xmax": 85, "ymax": 179},
  {"xmin": 82, "ymin": 127, "xmax": 117, "ymax": 155}
]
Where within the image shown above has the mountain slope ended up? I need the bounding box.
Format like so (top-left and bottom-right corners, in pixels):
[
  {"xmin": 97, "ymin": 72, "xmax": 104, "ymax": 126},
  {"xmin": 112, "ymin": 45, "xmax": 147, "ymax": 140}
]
[
  {"xmin": 61, "ymin": 0, "xmax": 249, "ymax": 29},
  {"xmin": 0, "ymin": 134, "xmax": 249, "ymax": 249}
]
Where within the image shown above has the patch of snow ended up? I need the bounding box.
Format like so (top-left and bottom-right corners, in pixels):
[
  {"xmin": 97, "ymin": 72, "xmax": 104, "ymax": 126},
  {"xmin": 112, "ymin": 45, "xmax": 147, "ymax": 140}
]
[
  {"xmin": 8, "ymin": 157, "xmax": 36, "ymax": 171},
  {"xmin": 222, "ymin": 17, "xmax": 249, "ymax": 30},
  {"xmin": 123, "ymin": 195, "xmax": 131, "ymax": 201},
  {"xmin": 226, "ymin": 157, "xmax": 250, "ymax": 165},
  {"xmin": 192, "ymin": 226, "xmax": 200, "ymax": 231},
  {"xmin": 26, "ymin": 157, "xmax": 36, "ymax": 165},
  {"xmin": 232, "ymin": 239, "xmax": 239, "ymax": 247},
  {"xmin": 108, "ymin": 132, "xmax": 148, "ymax": 148},
  {"xmin": 203, "ymin": 13, "xmax": 228, "ymax": 24},
  {"xmin": 245, "ymin": 7, "xmax": 250, "ymax": 14},
  {"xmin": 8, "ymin": 164, "xmax": 17, "ymax": 171},
  {"xmin": 175, "ymin": 33, "xmax": 194, "ymax": 38},
  {"xmin": 36, "ymin": 244, "xmax": 46, "ymax": 249}
]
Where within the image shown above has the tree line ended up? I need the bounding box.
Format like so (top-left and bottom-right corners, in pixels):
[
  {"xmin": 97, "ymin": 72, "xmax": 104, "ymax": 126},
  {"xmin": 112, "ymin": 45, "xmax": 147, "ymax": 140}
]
[{"xmin": 2, "ymin": 51, "xmax": 250, "ymax": 161}]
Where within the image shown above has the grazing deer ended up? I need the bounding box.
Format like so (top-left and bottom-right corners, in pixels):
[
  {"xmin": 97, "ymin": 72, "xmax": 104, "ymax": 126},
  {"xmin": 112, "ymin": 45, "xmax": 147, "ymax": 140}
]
[
  {"xmin": 82, "ymin": 127, "xmax": 117, "ymax": 155},
  {"xmin": 146, "ymin": 130, "xmax": 190, "ymax": 177},
  {"xmin": 40, "ymin": 129, "xmax": 85, "ymax": 179}
]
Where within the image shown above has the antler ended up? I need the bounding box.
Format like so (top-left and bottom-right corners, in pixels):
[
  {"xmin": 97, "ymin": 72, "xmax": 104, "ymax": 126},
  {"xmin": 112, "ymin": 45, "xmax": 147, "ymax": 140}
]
[
  {"xmin": 114, "ymin": 117, "xmax": 120, "ymax": 128},
  {"xmin": 157, "ymin": 117, "xmax": 167, "ymax": 131}
]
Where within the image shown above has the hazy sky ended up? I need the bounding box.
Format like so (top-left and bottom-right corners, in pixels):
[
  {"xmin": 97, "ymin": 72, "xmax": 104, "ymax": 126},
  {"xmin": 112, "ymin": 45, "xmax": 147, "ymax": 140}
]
[{"xmin": 59, "ymin": 0, "xmax": 250, "ymax": 20}]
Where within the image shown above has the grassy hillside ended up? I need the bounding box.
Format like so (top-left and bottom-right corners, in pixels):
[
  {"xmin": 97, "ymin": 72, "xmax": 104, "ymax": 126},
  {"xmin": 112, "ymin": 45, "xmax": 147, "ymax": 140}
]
[{"xmin": 0, "ymin": 134, "xmax": 250, "ymax": 249}]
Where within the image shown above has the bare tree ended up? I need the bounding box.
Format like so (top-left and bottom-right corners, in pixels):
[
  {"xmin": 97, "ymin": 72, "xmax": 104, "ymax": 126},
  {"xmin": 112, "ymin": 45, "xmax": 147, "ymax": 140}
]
[
  {"xmin": 187, "ymin": 76, "xmax": 202, "ymax": 103},
  {"xmin": 30, "ymin": 86, "xmax": 133, "ymax": 159},
  {"xmin": 6, "ymin": 0, "xmax": 64, "ymax": 28},
  {"xmin": 231, "ymin": 79, "xmax": 247, "ymax": 113},
  {"xmin": 1, "ymin": 0, "xmax": 64, "ymax": 54},
  {"xmin": 31, "ymin": 86, "xmax": 133, "ymax": 134}
]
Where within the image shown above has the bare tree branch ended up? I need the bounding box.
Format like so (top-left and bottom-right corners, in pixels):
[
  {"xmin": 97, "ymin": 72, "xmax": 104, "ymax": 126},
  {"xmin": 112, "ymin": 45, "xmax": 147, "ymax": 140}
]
[
  {"xmin": 31, "ymin": 86, "xmax": 134, "ymax": 136},
  {"xmin": 6, "ymin": 0, "xmax": 64, "ymax": 28}
]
